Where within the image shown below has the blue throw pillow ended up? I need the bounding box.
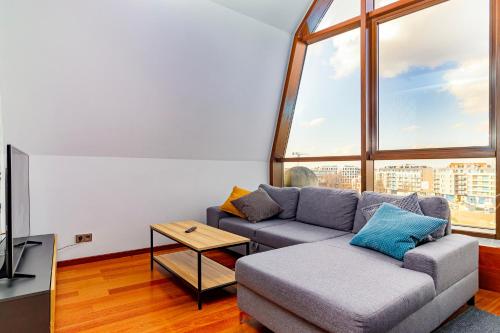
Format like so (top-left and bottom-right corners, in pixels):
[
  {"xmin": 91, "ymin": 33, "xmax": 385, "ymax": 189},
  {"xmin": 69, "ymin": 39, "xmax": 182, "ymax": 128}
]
[{"xmin": 350, "ymin": 203, "xmax": 447, "ymax": 260}]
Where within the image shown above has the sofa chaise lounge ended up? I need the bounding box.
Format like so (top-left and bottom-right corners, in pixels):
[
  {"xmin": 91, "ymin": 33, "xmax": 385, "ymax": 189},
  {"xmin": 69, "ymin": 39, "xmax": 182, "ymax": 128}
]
[{"xmin": 206, "ymin": 187, "xmax": 478, "ymax": 333}]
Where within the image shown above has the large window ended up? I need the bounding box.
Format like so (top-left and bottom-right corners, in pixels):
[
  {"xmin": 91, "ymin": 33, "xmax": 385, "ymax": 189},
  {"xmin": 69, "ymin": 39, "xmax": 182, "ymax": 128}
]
[
  {"xmin": 378, "ymin": 0, "xmax": 490, "ymax": 150},
  {"xmin": 286, "ymin": 29, "xmax": 360, "ymax": 158},
  {"xmin": 273, "ymin": 0, "xmax": 498, "ymax": 236}
]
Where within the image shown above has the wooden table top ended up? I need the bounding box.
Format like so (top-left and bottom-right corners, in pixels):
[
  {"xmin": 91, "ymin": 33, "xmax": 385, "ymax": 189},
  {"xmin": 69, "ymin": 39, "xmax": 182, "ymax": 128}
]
[{"xmin": 151, "ymin": 220, "xmax": 250, "ymax": 252}]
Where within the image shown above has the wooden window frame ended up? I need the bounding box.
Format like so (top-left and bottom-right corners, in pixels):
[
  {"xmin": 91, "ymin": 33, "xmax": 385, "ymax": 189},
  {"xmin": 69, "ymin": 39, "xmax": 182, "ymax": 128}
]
[
  {"xmin": 270, "ymin": 0, "xmax": 500, "ymax": 239},
  {"xmin": 370, "ymin": 0, "xmax": 495, "ymax": 157}
]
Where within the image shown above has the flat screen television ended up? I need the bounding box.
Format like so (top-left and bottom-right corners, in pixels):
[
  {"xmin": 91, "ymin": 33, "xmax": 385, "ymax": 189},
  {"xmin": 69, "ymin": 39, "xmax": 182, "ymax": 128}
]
[{"xmin": 0, "ymin": 145, "xmax": 38, "ymax": 279}]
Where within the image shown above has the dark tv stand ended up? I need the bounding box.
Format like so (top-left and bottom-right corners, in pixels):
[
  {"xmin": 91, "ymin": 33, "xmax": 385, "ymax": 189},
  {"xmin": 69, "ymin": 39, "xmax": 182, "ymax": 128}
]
[
  {"xmin": 11, "ymin": 272, "xmax": 36, "ymax": 279},
  {"xmin": 14, "ymin": 239, "xmax": 43, "ymax": 248},
  {"xmin": 3, "ymin": 240, "xmax": 43, "ymax": 279},
  {"xmin": 0, "ymin": 234, "xmax": 56, "ymax": 333},
  {"xmin": 26, "ymin": 240, "xmax": 43, "ymax": 246}
]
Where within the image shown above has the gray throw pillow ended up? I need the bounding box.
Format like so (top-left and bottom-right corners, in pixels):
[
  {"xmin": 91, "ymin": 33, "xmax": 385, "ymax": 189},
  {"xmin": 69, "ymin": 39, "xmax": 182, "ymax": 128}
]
[
  {"xmin": 231, "ymin": 189, "xmax": 282, "ymax": 223},
  {"xmin": 259, "ymin": 184, "xmax": 300, "ymax": 219},
  {"xmin": 361, "ymin": 193, "xmax": 423, "ymax": 221},
  {"xmin": 361, "ymin": 193, "xmax": 438, "ymax": 242},
  {"xmin": 353, "ymin": 191, "xmax": 449, "ymax": 240}
]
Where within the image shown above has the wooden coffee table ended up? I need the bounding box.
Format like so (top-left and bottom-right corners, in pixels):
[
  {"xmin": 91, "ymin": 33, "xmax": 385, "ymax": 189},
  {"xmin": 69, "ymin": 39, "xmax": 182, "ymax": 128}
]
[{"xmin": 150, "ymin": 220, "xmax": 250, "ymax": 309}]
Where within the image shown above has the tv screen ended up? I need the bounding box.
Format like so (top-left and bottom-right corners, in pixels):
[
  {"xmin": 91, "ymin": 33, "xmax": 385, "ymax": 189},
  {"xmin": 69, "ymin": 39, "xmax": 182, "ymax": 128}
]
[
  {"xmin": 2, "ymin": 145, "xmax": 30, "ymax": 277},
  {"xmin": 9, "ymin": 146, "xmax": 30, "ymax": 246}
]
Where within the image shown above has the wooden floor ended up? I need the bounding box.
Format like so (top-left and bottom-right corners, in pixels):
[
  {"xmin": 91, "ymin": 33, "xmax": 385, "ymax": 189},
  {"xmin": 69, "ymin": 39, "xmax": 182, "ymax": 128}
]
[{"xmin": 56, "ymin": 248, "xmax": 500, "ymax": 333}]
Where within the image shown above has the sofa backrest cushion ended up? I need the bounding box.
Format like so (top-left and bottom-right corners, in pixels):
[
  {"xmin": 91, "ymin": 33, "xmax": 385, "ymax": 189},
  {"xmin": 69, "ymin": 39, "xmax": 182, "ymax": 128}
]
[
  {"xmin": 295, "ymin": 187, "xmax": 359, "ymax": 231},
  {"xmin": 419, "ymin": 196, "xmax": 451, "ymax": 236},
  {"xmin": 259, "ymin": 184, "xmax": 300, "ymax": 220},
  {"xmin": 352, "ymin": 192, "xmax": 451, "ymax": 236}
]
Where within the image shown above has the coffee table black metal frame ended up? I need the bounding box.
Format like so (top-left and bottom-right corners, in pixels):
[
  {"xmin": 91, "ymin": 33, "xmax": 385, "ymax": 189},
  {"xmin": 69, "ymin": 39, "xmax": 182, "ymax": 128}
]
[{"xmin": 150, "ymin": 226, "xmax": 250, "ymax": 310}]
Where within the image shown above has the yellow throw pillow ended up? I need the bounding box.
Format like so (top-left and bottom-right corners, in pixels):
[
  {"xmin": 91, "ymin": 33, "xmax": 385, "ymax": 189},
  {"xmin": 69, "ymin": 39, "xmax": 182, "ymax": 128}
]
[{"xmin": 220, "ymin": 186, "xmax": 251, "ymax": 218}]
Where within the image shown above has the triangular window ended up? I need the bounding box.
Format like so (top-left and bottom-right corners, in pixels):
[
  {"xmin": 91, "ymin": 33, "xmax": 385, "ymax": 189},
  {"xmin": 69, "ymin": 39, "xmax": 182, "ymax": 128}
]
[{"xmin": 314, "ymin": 0, "xmax": 360, "ymax": 32}]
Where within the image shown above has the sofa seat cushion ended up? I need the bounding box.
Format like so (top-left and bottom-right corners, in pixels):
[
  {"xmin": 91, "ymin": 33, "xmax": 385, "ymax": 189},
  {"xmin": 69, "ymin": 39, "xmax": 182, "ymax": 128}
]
[
  {"xmin": 296, "ymin": 187, "xmax": 359, "ymax": 231},
  {"xmin": 218, "ymin": 217, "xmax": 289, "ymax": 239},
  {"xmin": 317, "ymin": 234, "xmax": 404, "ymax": 266},
  {"xmin": 254, "ymin": 222, "xmax": 348, "ymax": 248},
  {"xmin": 207, "ymin": 206, "xmax": 231, "ymax": 228},
  {"xmin": 236, "ymin": 242, "xmax": 436, "ymax": 333}
]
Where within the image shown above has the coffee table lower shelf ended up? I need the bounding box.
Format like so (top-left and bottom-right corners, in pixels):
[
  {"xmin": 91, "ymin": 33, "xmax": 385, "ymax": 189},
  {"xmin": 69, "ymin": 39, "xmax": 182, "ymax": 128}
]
[{"xmin": 153, "ymin": 250, "xmax": 236, "ymax": 308}]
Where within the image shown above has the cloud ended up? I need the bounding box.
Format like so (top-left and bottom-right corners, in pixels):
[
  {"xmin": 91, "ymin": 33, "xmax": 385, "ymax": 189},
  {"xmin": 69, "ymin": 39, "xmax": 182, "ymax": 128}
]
[
  {"xmin": 377, "ymin": 0, "xmax": 488, "ymax": 79},
  {"xmin": 401, "ymin": 125, "xmax": 419, "ymax": 132},
  {"xmin": 443, "ymin": 58, "xmax": 489, "ymax": 115},
  {"xmin": 307, "ymin": 42, "xmax": 324, "ymax": 57},
  {"xmin": 301, "ymin": 117, "xmax": 326, "ymax": 128},
  {"xmin": 329, "ymin": 29, "xmax": 360, "ymax": 79},
  {"xmin": 325, "ymin": 0, "xmax": 489, "ymax": 116},
  {"xmin": 452, "ymin": 122, "xmax": 465, "ymax": 129}
]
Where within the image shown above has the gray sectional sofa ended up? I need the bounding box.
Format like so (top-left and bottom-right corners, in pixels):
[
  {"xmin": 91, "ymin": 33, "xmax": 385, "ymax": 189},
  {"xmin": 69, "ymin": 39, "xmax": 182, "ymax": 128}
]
[{"xmin": 206, "ymin": 187, "xmax": 479, "ymax": 333}]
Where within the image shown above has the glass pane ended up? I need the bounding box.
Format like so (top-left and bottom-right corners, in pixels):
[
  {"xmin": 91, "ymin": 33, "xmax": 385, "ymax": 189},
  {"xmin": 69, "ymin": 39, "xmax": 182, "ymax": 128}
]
[
  {"xmin": 286, "ymin": 29, "xmax": 360, "ymax": 157},
  {"xmin": 378, "ymin": 0, "xmax": 490, "ymax": 150},
  {"xmin": 375, "ymin": 0, "xmax": 399, "ymax": 8},
  {"xmin": 285, "ymin": 161, "xmax": 361, "ymax": 191},
  {"xmin": 374, "ymin": 159, "xmax": 496, "ymax": 230},
  {"xmin": 314, "ymin": 0, "xmax": 360, "ymax": 32}
]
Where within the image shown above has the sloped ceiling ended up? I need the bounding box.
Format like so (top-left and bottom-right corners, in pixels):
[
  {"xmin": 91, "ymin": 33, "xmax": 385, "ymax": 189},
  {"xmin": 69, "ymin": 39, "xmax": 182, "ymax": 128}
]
[
  {"xmin": 209, "ymin": 0, "xmax": 312, "ymax": 34},
  {"xmin": 0, "ymin": 0, "xmax": 311, "ymax": 161}
]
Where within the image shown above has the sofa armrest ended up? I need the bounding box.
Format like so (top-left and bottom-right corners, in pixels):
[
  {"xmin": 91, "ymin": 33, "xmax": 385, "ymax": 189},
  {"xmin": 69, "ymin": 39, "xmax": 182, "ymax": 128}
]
[
  {"xmin": 206, "ymin": 206, "xmax": 230, "ymax": 228},
  {"xmin": 403, "ymin": 234, "xmax": 478, "ymax": 294}
]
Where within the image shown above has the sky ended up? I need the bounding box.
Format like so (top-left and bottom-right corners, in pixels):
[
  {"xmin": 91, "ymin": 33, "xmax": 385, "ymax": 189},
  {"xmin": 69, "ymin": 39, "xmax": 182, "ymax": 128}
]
[{"xmin": 286, "ymin": 0, "xmax": 490, "ymax": 157}]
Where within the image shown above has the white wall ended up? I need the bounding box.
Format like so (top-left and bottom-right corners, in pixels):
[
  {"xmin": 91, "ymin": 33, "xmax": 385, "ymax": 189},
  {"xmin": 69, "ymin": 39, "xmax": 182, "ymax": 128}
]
[
  {"xmin": 0, "ymin": 0, "xmax": 305, "ymax": 260},
  {"xmin": 30, "ymin": 155, "xmax": 267, "ymax": 260},
  {"xmin": 0, "ymin": 0, "xmax": 291, "ymax": 161}
]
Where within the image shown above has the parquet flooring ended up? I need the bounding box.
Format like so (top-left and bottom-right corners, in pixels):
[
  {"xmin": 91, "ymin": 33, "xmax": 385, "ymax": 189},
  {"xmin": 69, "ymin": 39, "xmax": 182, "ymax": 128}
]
[{"xmin": 55, "ymin": 248, "xmax": 500, "ymax": 332}]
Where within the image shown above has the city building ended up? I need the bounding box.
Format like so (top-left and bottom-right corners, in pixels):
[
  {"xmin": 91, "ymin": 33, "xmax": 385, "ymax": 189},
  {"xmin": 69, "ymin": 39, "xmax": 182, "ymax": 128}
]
[
  {"xmin": 434, "ymin": 163, "xmax": 495, "ymax": 212},
  {"xmin": 375, "ymin": 165, "xmax": 434, "ymax": 195},
  {"xmin": 309, "ymin": 165, "xmax": 361, "ymax": 190}
]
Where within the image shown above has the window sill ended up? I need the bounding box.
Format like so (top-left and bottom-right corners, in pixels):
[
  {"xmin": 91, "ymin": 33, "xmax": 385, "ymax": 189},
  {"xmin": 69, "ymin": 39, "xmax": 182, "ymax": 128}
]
[
  {"xmin": 476, "ymin": 238, "xmax": 500, "ymax": 248},
  {"xmin": 452, "ymin": 225, "xmax": 496, "ymax": 240}
]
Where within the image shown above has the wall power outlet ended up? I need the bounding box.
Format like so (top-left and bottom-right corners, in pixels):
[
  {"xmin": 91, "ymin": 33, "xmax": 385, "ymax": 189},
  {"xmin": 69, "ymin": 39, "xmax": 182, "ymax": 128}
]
[{"xmin": 75, "ymin": 233, "xmax": 92, "ymax": 243}]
